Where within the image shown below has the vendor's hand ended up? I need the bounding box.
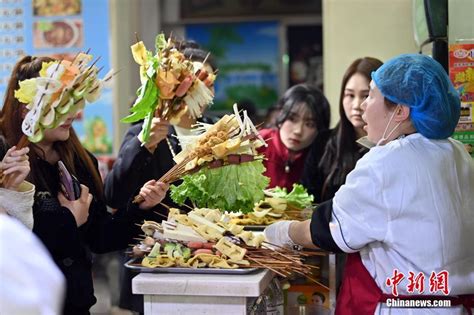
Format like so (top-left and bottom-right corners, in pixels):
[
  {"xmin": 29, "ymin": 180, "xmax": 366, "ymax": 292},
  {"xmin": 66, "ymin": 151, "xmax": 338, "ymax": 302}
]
[
  {"xmin": 142, "ymin": 118, "xmax": 170, "ymax": 153},
  {"xmin": 0, "ymin": 146, "xmax": 30, "ymax": 191},
  {"xmin": 58, "ymin": 184, "xmax": 92, "ymax": 227},
  {"xmin": 264, "ymin": 220, "xmax": 298, "ymax": 248},
  {"xmin": 138, "ymin": 180, "xmax": 169, "ymax": 210}
]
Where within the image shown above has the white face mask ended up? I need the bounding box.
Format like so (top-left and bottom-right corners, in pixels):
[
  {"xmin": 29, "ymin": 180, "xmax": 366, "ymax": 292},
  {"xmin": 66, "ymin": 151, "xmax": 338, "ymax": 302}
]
[
  {"xmin": 376, "ymin": 104, "xmax": 402, "ymax": 146},
  {"xmin": 356, "ymin": 104, "xmax": 402, "ymax": 149}
]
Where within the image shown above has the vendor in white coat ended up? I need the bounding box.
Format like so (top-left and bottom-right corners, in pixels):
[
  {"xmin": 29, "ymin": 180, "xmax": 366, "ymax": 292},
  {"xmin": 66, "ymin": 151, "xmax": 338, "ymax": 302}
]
[{"xmin": 265, "ymin": 54, "xmax": 474, "ymax": 314}]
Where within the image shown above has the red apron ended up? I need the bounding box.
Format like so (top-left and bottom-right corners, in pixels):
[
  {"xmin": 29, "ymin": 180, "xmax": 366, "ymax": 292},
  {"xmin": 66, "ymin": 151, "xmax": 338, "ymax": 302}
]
[{"xmin": 335, "ymin": 253, "xmax": 474, "ymax": 315}]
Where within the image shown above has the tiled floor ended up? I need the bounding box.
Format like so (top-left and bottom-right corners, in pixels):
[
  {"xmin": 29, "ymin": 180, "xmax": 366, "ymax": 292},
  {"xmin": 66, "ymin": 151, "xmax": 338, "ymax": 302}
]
[{"xmin": 90, "ymin": 252, "xmax": 135, "ymax": 315}]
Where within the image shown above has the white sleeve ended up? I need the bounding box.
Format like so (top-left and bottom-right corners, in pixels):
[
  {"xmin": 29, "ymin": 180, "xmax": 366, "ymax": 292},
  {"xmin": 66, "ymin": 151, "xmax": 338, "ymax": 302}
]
[
  {"xmin": 329, "ymin": 158, "xmax": 389, "ymax": 253},
  {"xmin": 0, "ymin": 181, "xmax": 35, "ymax": 229},
  {"xmin": 0, "ymin": 215, "xmax": 65, "ymax": 315}
]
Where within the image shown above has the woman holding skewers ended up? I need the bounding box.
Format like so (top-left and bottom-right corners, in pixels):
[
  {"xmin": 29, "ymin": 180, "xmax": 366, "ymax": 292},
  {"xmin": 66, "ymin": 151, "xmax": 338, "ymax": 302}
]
[
  {"xmin": 0, "ymin": 55, "xmax": 168, "ymax": 315},
  {"xmin": 103, "ymin": 40, "xmax": 217, "ymax": 314},
  {"xmin": 104, "ymin": 40, "xmax": 217, "ymax": 213}
]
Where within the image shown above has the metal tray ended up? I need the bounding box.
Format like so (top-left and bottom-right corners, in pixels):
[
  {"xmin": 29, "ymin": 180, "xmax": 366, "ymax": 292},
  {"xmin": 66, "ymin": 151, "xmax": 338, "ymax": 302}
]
[
  {"xmin": 243, "ymin": 225, "xmax": 267, "ymax": 231},
  {"xmin": 125, "ymin": 258, "xmax": 259, "ymax": 275}
]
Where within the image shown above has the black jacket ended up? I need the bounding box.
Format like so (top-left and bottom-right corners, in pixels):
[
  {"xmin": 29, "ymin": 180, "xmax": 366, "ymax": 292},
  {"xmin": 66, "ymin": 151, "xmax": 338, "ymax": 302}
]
[
  {"xmin": 104, "ymin": 118, "xmax": 216, "ymax": 313},
  {"xmin": 104, "ymin": 116, "xmax": 218, "ymax": 214},
  {"xmin": 104, "ymin": 123, "xmax": 182, "ymax": 215},
  {"xmin": 301, "ymin": 130, "xmax": 367, "ymax": 202},
  {"xmin": 298, "ymin": 129, "xmax": 331, "ymax": 203},
  {"xmin": 0, "ymin": 138, "xmax": 148, "ymax": 315}
]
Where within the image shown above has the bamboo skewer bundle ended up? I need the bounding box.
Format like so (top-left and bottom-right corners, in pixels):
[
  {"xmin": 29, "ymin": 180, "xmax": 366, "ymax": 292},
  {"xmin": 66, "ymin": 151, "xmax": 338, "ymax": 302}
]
[
  {"xmin": 132, "ymin": 205, "xmax": 327, "ymax": 287},
  {"xmin": 132, "ymin": 106, "xmax": 267, "ymax": 204},
  {"xmin": 1, "ymin": 51, "xmax": 115, "ymax": 188}
]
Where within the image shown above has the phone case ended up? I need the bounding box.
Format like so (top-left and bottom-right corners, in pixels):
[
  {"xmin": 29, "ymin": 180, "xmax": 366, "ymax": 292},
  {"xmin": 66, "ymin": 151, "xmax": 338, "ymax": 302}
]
[{"xmin": 58, "ymin": 160, "xmax": 81, "ymax": 201}]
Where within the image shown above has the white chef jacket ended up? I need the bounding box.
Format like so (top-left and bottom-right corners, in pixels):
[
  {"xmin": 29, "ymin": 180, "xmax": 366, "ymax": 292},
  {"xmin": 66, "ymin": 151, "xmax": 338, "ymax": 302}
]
[{"xmin": 330, "ymin": 133, "xmax": 474, "ymax": 314}]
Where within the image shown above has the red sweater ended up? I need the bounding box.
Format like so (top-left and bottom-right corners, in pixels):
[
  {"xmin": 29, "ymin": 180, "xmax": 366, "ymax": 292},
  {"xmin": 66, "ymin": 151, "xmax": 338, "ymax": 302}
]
[{"xmin": 258, "ymin": 128, "xmax": 308, "ymax": 191}]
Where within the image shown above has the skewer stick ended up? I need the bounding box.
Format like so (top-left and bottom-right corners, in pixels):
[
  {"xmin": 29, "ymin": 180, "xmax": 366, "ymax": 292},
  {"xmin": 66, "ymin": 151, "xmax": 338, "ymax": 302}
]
[
  {"xmin": 133, "ymin": 155, "xmax": 194, "ymax": 203},
  {"xmin": 202, "ymin": 52, "xmax": 211, "ymax": 66},
  {"xmin": 180, "ymin": 203, "xmax": 194, "ymax": 211},
  {"xmin": 247, "ymin": 257, "xmax": 287, "ymax": 277},
  {"xmin": 159, "ymin": 202, "xmax": 171, "ymax": 210},
  {"xmin": 153, "ymin": 211, "xmax": 168, "ymax": 220}
]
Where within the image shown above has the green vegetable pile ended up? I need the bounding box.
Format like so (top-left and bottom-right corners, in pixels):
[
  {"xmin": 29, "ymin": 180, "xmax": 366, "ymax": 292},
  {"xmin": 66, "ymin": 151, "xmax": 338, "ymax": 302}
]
[
  {"xmin": 170, "ymin": 160, "xmax": 270, "ymax": 214},
  {"xmin": 265, "ymin": 184, "xmax": 314, "ymax": 209}
]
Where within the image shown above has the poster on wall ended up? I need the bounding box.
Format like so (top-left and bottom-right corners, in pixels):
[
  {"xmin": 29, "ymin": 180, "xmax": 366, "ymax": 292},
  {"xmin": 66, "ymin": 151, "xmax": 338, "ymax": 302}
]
[
  {"xmin": 0, "ymin": 0, "xmax": 113, "ymax": 156},
  {"xmin": 185, "ymin": 21, "xmax": 279, "ymax": 113},
  {"xmin": 449, "ymin": 43, "xmax": 474, "ymax": 158}
]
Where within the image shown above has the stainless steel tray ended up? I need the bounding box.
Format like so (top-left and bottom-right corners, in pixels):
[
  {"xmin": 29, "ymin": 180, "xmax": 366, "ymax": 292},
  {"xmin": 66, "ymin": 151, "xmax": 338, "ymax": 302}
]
[
  {"xmin": 125, "ymin": 258, "xmax": 259, "ymax": 275},
  {"xmin": 243, "ymin": 225, "xmax": 267, "ymax": 231}
]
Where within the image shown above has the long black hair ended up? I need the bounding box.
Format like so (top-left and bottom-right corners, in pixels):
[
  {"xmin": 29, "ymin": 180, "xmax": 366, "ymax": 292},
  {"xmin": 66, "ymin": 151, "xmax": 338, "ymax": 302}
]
[
  {"xmin": 318, "ymin": 57, "xmax": 383, "ymax": 199},
  {"xmin": 276, "ymin": 83, "xmax": 330, "ymax": 137}
]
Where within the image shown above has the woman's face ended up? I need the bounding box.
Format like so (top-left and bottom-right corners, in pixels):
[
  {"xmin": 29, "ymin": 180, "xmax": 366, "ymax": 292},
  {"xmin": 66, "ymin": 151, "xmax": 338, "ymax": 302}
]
[
  {"xmin": 42, "ymin": 113, "xmax": 75, "ymax": 144},
  {"xmin": 279, "ymin": 103, "xmax": 318, "ymax": 152},
  {"xmin": 361, "ymin": 81, "xmax": 395, "ymax": 143},
  {"xmin": 343, "ymin": 73, "xmax": 369, "ymax": 131}
]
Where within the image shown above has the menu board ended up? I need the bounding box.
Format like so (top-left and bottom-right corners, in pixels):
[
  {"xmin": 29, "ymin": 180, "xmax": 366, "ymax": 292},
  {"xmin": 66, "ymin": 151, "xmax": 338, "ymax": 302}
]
[
  {"xmin": 0, "ymin": 0, "xmax": 114, "ymax": 155},
  {"xmin": 449, "ymin": 43, "xmax": 474, "ymax": 158}
]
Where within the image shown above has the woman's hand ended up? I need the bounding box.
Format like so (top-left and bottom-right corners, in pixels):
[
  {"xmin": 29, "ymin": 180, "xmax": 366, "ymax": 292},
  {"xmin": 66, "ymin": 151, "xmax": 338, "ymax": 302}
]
[
  {"xmin": 58, "ymin": 184, "xmax": 92, "ymax": 227},
  {"xmin": 142, "ymin": 118, "xmax": 170, "ymax": 153},
  {"xmin": 0, "ymin": 146, "xmax": 30, "ymax": 191},
  {"xmin": 138, "ymin": 180, "xmax": 169, "ymax": 210}
]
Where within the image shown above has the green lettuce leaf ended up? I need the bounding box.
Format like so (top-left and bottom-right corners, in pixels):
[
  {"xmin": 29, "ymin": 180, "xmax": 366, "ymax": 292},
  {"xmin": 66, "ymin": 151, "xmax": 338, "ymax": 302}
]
[
  {"xmin": 267, "ymin": 184, "xmax": 314, "ymax": 209},
  {"xmin": 120, "ymin": 75, "xmax": 160, "ymax": 142},
  {"xmin": 170, "ymin": 160, "xmax": 270, "ymax": 213}
]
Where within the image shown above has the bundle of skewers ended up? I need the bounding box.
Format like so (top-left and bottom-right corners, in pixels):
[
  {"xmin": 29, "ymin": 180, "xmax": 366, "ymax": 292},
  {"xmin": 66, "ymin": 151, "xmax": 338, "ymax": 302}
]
[
  {"xmin": 128, "ymin": 205, "xmax": 328, "ymax": 288},
  {"xmin": 122, "ymin": 33, "xmax": 216, "ymax": 143},
  {"xmin": 0, "ymin": 51, "xmax": 113, "ymax": 187},
  {"xmin": 229, "ymin": 184, "xmax": 316, "ymax": 225},
  {"xmin": 229, "ymin": 196, "xmax": 309, "ymax": 226},
  {"xmin": 134, "ymin": 104, "xmax": 269, "ymax": 208}
]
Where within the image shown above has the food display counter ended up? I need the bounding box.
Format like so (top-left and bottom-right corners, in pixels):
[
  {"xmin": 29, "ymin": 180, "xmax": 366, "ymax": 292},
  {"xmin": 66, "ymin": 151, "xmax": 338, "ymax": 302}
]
[{"xmin": 132, "ymin": 269, "xmax": 275, "ymax": 315}]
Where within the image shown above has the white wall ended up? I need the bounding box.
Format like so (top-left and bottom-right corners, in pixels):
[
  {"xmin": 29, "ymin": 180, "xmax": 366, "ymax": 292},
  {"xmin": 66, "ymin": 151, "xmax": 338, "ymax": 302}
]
[
  {"xmin": 109, "ymin": 0, "xmax": 421, "ymax": 145},
  {"xmin": 449, "ymin": 0, "xmax": 474, "ymax": 43},
  {"xmin": 110, "ymin": 0, "xmax": 160, "ymax": 153},
  {"xmin": 323, "ymin": 0, "xmax": 418, "ymax": 127}
]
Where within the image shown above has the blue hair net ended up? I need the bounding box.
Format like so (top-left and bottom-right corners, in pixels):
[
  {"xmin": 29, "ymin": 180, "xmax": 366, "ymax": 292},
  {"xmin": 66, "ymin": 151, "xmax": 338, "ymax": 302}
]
[{"xmin": 372, "ymin": 54, "xmax": 460, "ymax": 139}]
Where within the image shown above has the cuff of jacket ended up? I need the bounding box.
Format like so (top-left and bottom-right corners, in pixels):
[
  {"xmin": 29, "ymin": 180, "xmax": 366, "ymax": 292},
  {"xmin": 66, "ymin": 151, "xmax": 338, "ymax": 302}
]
[{"xmin": 0, "ymin": 181, "xmax": 35, "ymax": 229}]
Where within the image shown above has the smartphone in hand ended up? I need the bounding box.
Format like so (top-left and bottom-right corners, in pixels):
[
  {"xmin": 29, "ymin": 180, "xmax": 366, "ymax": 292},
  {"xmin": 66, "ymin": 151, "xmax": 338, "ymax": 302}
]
[{"xmin": 58, "ymin": 160, "xmax": 81, "ymax": 201}]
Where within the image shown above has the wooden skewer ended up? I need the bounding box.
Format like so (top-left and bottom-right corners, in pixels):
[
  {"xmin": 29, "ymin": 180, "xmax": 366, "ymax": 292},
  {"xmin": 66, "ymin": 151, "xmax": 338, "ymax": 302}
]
[
  {"xmin": 159, "ymin": 202, "xmax": 171, "ymax": 210},
  {"xmin": 153, "ymin": 211, "xmax": 168, "ymax": 220},
  {"xmin": 247, "ymin": 257, "xmax": 287, "ymax": 277},
  {"xmin": 201, "ymin": 52, "xmax": 210, "ymax": 66},
  {"xmin": 180, "ymin": 203, "xmax": 194, "ymax": 211}
]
